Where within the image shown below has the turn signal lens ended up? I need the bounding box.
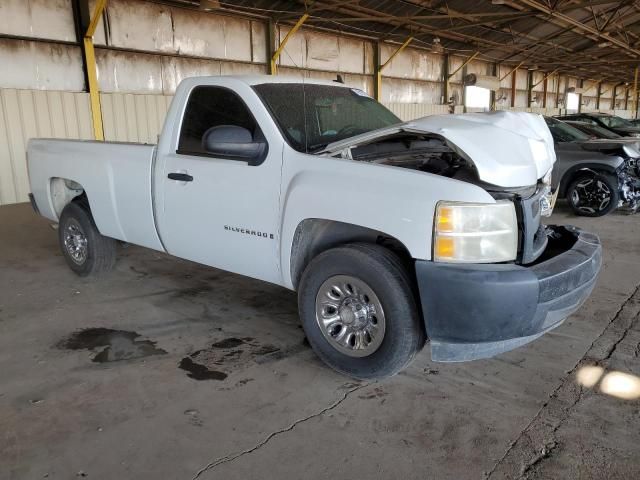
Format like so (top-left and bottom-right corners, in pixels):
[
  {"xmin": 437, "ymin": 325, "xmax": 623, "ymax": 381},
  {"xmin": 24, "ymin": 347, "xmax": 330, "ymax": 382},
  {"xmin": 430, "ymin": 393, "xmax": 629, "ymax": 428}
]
[
  {"xmin": 433, "ymin": 201, "xmax": 518, "ymax": 263},
  {"xmin": 436, "ymin": 206, "xmax": 454, "ymax": 232},
  {"xmin": 434, "ymin": 236, "xmax": 455, "ymax": 258}
]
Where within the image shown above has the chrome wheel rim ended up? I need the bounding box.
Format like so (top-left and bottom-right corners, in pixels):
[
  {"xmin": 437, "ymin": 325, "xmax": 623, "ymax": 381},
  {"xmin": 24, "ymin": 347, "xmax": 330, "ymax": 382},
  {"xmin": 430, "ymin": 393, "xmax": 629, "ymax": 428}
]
[
  {"xmin": 572, "ymin": 178, "xmax": 611, "ymax": 214},
  {"xmin": 314, "ymin": 275, "xmax": 386, "ymax": 358},
  {"xmin": 63, "ymin": 219, "xmax": 88, "ymax": 265}
]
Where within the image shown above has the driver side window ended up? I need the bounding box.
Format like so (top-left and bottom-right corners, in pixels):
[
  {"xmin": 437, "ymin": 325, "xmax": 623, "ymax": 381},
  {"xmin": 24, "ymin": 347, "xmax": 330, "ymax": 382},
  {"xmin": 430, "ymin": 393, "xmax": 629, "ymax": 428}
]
[{"xmin": 177, "ymin": 86, "xmax": 260, "ymax": 157}]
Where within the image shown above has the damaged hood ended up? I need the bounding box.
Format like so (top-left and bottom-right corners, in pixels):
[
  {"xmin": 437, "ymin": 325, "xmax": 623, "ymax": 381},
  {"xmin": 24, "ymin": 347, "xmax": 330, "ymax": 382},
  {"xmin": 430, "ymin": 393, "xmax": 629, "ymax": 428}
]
[{"xmin": 323, "ymin": 111, "xmax": 556, "ymax": 188}]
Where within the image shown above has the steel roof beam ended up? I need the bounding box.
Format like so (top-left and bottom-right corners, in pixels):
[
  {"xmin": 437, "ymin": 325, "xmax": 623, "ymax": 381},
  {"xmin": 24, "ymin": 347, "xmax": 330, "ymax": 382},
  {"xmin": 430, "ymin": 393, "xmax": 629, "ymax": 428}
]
[{"xmin": 515, "ymin": 0, "xmax": 640, "ymax": 56}]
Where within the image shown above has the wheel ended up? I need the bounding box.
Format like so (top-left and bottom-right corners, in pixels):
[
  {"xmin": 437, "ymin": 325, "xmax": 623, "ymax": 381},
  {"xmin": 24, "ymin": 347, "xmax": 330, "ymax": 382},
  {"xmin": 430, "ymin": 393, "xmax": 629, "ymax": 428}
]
[
  {"xmin": 298, "ymin": 243, "xmax": 425, "ymax": 379},
  {"xmin": 566, "ymin": 172, "xmax": 619, "ymax": 217},
  {"xmin": 58, "ymin": 201, "xmax": 116, "ymax": 276}
]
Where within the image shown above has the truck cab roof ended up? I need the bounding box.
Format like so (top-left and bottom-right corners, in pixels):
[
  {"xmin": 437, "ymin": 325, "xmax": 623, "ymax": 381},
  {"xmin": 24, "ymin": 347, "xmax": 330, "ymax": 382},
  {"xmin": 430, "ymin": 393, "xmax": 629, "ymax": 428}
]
[{"xmin": 182, "ymin": 75, "xmax": 352, "ymax": 88}]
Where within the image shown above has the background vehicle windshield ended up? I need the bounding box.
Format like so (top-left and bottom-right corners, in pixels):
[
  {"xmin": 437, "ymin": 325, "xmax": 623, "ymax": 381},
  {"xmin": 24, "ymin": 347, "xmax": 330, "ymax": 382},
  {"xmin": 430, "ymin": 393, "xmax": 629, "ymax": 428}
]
[
  {"xmin": 254, "ymin": 83, "xmax": 401, "ymax": 153},
  {"xmin": 571, "ymin": 122, "xmax": 621, "ymax": 139},
  {"xmin": 599, "ymin": 115, "xmax": 633, "ymax": 128},
  {"xmin": 544, "ymin": 117, "xmax": 590, "ymax": 142}
]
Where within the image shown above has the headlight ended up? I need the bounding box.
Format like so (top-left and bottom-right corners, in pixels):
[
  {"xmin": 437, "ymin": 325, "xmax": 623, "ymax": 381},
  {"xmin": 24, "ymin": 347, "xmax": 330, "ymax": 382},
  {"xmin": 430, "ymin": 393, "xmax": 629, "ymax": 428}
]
[
  {"xmin": 433, "ymin": 201, "xmax": 518, "ymax": 263},
  {"xmin": 540, "ymin": 169, "xmax": 554, "ymax": 217}
]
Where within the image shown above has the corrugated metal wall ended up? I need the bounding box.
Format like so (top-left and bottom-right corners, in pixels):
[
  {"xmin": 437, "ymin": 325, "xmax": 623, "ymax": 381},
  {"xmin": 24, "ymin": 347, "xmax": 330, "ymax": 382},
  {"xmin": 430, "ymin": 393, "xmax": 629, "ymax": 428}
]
[
  {"xmin": 0, "ymin": 89, "xmax": 173, "ymax": 206},
  {"xmin": 0, "ymin": 88, "xmax": 93, "ymax": 205},
  {"xmin": 387, "ymin": 103, "xmax": 449, "ymax": 121},
  {"xmin": 100, "ymin": 93, "xmax": 172, "ymax": 143}
]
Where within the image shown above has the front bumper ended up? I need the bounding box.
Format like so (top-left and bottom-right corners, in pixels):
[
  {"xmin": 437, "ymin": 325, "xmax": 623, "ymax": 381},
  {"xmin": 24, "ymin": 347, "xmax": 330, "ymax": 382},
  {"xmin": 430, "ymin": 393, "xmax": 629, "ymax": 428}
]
[{"xmin": 415, "ymin": 225, "xmax": 601, "ymax": 362}]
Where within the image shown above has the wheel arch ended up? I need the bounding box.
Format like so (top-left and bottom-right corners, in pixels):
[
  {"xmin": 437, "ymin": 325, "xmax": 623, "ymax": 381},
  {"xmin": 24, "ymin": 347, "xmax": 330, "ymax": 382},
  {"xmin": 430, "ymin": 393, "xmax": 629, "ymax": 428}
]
[
  {"xmin": 289, "ymin": 218, "xmax": 414, "ymax": 291},
  {"xmin": 558, "ymin": 163, "xmax": 618, "ymax": 197},
  {"xmin": 49, "ymin": 177, "xmax": 87, "ymax": 219}
]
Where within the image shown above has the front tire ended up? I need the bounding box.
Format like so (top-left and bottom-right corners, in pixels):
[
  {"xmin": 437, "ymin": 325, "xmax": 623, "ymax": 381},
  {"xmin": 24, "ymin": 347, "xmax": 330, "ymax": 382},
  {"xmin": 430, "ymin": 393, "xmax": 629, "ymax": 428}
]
[
  {"xmin": 298, "ymin": 243, "xmax": 425, "ymax": 379},
  {"xmin": 58, "ymin": 201, "xmax": 116, "ymax": 276},
  {"xmin": 566, "ymin": 172, "xmax": 619, "ymax": 217}
]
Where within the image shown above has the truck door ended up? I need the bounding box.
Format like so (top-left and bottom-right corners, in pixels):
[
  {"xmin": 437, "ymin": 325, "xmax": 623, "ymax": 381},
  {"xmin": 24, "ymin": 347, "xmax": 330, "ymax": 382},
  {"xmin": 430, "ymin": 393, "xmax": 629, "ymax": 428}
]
[{"xmin": 156, "ymin": 85, "xmax": 282, "ymax": 285}]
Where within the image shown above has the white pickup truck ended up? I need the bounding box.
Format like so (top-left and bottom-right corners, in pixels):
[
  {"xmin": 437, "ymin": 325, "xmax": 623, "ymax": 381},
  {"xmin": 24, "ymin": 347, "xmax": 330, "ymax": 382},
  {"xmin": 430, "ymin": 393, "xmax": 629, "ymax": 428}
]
[{"xmin": 28, "ymin": 76, "xmax": 602, "ymax": 378}]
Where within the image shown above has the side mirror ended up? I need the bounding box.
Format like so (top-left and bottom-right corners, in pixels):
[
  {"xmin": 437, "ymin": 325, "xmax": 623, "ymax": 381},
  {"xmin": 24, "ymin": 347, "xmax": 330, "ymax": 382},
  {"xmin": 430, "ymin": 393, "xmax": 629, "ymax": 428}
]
[{"xmin": 202, "ymin": 125, "xmax": 267, "ymax": 165}]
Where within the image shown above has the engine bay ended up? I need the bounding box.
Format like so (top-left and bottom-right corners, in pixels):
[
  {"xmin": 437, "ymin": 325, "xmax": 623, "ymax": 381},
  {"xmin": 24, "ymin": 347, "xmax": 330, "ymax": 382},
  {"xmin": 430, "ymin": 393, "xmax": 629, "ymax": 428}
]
[
  {"xmin": 343, "ymin": 133, "xmax": 543, "ymax": 201},
  {"xmin": 348, "ymin": 134, "xmax": 480, "ymax": 183}
]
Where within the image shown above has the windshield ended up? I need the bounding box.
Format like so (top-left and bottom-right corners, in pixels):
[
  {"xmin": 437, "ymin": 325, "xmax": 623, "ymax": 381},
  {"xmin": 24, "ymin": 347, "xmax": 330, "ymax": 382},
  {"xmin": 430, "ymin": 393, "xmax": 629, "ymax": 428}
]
[
  {"xmin": 598, "ymin": 115, "xmax": 633, "ymax": 128},
  {"xmin": 253, "ymin": 83, "xmax": 401, "ymax": 153},
  {"xmin": 544, "ymin": 117, "xmax": 590, "ymax": 142}
]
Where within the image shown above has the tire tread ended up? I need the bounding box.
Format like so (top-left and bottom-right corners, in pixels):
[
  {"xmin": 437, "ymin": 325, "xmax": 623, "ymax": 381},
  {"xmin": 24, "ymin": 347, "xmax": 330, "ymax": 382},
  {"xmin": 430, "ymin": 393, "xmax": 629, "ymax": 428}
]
[{"xmin": 58, "ymin": 202, "xmax": 116, "ymax": 276}]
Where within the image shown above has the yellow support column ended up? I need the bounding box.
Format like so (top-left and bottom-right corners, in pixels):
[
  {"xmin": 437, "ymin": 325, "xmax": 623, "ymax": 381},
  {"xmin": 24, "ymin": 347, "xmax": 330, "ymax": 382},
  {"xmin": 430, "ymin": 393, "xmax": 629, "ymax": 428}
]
[
  {"xmin": 84, "ymin": 0, "xmax": 107, "ymax": 140},
  {"xmin": 376, "ymin": 37, "xmax": 413, "ymax": 101},
  {"xmin": 270, "ymin": 13, "xmax": 309, "ymax": 75}
]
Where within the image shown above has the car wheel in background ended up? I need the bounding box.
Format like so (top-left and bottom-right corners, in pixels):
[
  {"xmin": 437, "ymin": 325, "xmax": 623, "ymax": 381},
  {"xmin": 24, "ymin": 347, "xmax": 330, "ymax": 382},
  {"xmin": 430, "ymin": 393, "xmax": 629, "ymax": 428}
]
[{"xmin": 567, "ymin": 172, "xmax": 619, "ymax": 217}]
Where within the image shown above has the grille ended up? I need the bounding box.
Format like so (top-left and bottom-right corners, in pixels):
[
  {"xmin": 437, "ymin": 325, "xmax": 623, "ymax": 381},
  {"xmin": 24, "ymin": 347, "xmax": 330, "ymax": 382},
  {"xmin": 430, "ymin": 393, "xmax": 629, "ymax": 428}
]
[{"xmin": 517, "ymin": 188, "xmax": 548, "ymax": 265}]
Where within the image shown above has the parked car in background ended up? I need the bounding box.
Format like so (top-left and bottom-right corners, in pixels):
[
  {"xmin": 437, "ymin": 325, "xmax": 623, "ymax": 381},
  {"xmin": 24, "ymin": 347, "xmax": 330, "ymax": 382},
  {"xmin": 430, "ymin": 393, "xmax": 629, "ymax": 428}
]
[
  {"xmin": 25, "ymin": 76, "xmax": 603, "ymax": 379},
  {"xmin": 544, "ymin": 116, "xmax": 640, "ymax": 216},
  {"xmin": 566, "ymin": 120, "xmax": 640, "ymax": 151},
  {"xmin": 555, "ymin": 112, "xmax": 640, "ymax": 138},
  {"xmin": 566, "ymin": 121, "xmax": 624, "ymax": 139}
]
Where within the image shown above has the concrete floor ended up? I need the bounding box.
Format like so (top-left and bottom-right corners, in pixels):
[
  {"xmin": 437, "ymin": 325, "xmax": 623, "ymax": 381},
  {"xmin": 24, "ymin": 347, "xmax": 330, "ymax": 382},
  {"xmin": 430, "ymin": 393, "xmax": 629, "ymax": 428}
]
[{"xmin": 1, "ymin": 202, "xmax": 639, "ymax": 480}]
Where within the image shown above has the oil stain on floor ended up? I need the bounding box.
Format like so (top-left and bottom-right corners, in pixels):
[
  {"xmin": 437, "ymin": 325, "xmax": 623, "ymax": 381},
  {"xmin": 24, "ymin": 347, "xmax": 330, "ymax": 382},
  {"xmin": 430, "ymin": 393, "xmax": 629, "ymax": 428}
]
[
  {"xmin": 179, "ymin": 336, "xmax": 286, "ymax": 381},
  {"xmin": 58, "ymin": 328, "xmax": 167, "ymax": 363},
  {"xmin": 178, "ymin": 357, "xmax": 228, "ymax": 381}
]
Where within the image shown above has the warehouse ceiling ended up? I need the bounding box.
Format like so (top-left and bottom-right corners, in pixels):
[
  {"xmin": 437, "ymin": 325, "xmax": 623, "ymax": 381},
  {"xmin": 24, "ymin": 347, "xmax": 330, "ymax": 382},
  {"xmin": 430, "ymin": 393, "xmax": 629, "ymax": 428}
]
[{"xmin": 165, "ymin": 0, "xmax": 640, "ymax": 83}]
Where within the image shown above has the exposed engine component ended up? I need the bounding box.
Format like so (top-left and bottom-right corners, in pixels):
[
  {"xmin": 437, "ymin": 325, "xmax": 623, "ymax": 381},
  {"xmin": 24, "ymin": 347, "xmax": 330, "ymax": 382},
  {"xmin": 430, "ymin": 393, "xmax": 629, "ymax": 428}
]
[
  {"xmin": 618, "ymin": 163, "xmax": 640, "ymax": 213},
  {"xmin": 349, "ymin": 134, "xmax": 479, "ymax": 182},
  {"xmin": 588, "ymin": 146, "xmax": 640, "ymax": 213},
  {"xmin": 626, "ymin": 157, "xmax": 640, "ymax": 178}
]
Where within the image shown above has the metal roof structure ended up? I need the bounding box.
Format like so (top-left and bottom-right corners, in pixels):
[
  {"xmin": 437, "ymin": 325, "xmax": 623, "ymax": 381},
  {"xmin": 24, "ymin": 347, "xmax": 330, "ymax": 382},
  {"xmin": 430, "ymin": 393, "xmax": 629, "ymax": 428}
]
[{"xmin": 165, "ymin": 0, "xmax": 640, "ymax": 83}]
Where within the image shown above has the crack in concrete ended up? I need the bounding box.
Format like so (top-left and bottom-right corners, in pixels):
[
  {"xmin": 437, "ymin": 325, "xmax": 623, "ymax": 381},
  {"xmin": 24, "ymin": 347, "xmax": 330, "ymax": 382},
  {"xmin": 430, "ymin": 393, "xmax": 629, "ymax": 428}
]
[
  {"xmin": 485, "ymin": 282, "xmax": 640, "ymax": 479},
  {"xmin": 602, "ymin": 287, "xmax": 640, "ymax": 361},
  {"xmin": 517, "ymin": 389, "xmax": 584, "ymax": 478},
  {"xmin": 519, "ymin": 440, "xmax": 557, "ymax": 477},
  {"xmin": 191, "ymin": 383, "xmax": 369, "ymax": 479}
]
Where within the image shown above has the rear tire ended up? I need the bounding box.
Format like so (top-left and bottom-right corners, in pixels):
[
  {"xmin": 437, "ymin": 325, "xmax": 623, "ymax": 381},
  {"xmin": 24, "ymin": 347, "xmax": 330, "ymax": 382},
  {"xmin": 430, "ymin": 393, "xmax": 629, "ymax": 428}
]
[
  {"xmin": 298, "ymin": 243, "xmax": 425, "ymax": 379},
  {"xmin": 566, "ymin": 172, "xmax": 619, "ymax": 217},
  {"xmin": 58, "ymin": 201, "xmax": 116, "ymax": 276}
]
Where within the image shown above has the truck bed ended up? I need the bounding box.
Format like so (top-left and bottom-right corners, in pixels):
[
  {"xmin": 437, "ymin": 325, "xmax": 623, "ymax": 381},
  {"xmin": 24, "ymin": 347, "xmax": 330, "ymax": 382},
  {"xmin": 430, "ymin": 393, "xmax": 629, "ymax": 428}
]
[{"xmin": 27, "ymin": 139, "xmax": 164, "ymax": 251}]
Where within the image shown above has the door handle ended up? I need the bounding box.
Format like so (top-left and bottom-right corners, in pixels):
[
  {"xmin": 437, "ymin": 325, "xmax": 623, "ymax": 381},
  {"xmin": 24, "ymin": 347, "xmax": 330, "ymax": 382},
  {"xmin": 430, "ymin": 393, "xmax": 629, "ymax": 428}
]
[{"xmin": 168, "ymin": 172, "xmax": 193, "ymax": 182}]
